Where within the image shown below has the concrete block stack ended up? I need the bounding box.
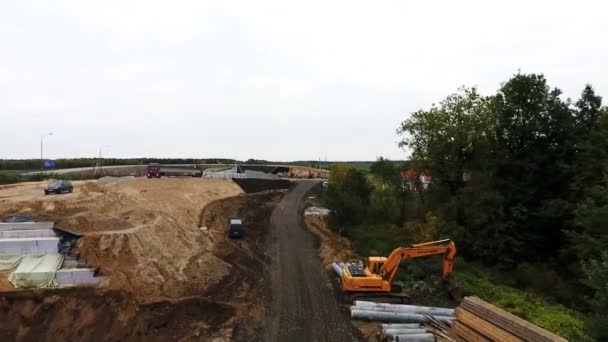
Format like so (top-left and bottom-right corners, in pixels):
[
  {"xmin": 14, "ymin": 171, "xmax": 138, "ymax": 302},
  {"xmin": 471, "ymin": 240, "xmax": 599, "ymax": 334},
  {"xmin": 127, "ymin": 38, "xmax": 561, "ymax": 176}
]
[
  {"xmin": 0, "ymin": 222, "xmax": 103, "ymax": 288},
  {"xmin": 0, "ymin": 222, "xmax": 59, "ymax": 254}
]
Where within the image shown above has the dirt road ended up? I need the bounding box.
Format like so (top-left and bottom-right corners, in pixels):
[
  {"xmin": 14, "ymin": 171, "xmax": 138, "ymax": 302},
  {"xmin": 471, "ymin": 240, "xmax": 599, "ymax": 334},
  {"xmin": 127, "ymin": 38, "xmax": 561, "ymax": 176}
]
[{"xmin": 266, "ymin": 180, "xmax": 357, "ymax": 342}]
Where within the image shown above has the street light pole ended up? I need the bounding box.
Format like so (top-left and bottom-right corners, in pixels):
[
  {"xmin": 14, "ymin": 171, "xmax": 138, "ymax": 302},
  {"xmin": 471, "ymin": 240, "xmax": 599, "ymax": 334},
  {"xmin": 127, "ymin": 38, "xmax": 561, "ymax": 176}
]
[{"xmin": 40, "ymin": 132, "xmax": 53, "ymax": 174}]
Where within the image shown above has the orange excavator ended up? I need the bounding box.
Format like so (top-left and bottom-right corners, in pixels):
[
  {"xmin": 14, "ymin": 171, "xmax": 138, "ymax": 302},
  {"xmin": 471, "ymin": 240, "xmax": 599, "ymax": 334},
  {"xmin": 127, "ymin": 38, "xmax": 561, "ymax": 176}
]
[{"xmin": 338, "ymin": 239, "xmax": 457, "ymax": 303}]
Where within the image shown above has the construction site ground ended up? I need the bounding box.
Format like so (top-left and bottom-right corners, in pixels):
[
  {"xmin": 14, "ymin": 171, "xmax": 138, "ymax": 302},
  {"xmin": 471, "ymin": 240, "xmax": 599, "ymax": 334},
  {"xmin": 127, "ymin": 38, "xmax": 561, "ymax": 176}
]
[{"xmin": 0, "ymin": 177, "xmax": 358, "ymax": 341}]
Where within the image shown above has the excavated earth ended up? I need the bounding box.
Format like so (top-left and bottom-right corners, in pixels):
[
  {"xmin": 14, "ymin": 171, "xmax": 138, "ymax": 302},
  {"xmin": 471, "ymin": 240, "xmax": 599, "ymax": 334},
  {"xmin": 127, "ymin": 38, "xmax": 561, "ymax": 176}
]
[{"xmin": 0, "ymin": 178, "xmax": 284, "ymax": 341}]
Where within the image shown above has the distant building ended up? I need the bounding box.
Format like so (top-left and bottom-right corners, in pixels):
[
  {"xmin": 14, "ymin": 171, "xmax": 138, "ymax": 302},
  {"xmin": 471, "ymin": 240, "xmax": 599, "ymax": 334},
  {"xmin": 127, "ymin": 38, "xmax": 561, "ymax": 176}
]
[{"xmin": 401, "ymin": 170, "xmax": 432, "ymax": 191}]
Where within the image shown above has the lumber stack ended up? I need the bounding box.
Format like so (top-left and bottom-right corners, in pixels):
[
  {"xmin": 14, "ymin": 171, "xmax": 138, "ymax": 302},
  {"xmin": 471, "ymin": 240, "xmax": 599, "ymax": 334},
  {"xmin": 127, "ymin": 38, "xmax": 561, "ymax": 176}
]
[{"xmin": 451, "ymin": 297, "xmax": 567, "ymax": 342}]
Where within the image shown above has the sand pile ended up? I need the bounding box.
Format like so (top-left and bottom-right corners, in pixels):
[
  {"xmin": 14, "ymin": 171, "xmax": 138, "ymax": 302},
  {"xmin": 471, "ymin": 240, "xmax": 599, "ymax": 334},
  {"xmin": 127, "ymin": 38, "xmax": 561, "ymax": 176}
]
[
  {"xmin": 0, "ymin": 178, "xmax": 244, "ymax": 302},
  {"xmin": 288, "ymin": 166, "xmax": 329, "ymax": 179}
]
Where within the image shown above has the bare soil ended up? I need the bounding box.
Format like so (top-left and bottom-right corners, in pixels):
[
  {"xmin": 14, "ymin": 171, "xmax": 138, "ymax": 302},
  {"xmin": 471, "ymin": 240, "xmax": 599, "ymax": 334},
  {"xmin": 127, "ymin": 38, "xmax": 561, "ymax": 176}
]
[
  {"xmin": 304, "ymin": 209, "xmax": 354, "ymax": 267},
  {"xmin": 0, "ymin": 178, "xmax": 360, "ymax": 341},
  {"xmin": 0, "ymin": 178, "xmax": 283, "ymax": 341},
  {"xmin": 288, "ymin": 166, "xmax": 329, "ymax": 179}
]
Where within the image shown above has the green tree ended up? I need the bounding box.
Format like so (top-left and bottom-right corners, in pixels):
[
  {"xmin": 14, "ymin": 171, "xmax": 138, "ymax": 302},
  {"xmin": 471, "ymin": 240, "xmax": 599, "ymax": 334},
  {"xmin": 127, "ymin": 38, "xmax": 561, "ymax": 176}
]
[
  {"xmin": 492, "ymin": 73, "xmax": 577, "ymax": 262},
  {"xmin": 324, "ymin": 167, "xmax": 371, "ymax": 226},
  {"xmin": 575, "ymin": 85, "xmax": 603, "ymax": 138},
  {"xmin": 568, "ymin": 171, "xmax": 608, "ymax": 261},
  {"xmin": 567, "ymin": 110, "xmax": 608, "ymax": 262},
  {"xmin": 328, "ymin": 163, "xmax": 350, "ymax": 189},
  {"xmin": 370, "ymin": 157, "xmax": 400, "ymax": 189},
  {"xmin": 369, "ymin": 187, "xmax": 400, "ymax": 223},
  {"xmin": 582, "ymin": 252, "xmax": 608, "ymax": 340},
  {"xmin": 397, "ymin": 87, "xmax": 494, "ymax": 196}
]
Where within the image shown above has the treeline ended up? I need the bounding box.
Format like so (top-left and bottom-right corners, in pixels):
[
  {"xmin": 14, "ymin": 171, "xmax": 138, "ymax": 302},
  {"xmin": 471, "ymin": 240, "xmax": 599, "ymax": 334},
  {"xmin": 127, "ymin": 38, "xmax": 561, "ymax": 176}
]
[
  {"xmin": 0, "ymin": 158, "xmax": 239, "ymax": 170},
  {"xmin": 324, "ymin": 73, "xmax": 608, "ymax": 340}
]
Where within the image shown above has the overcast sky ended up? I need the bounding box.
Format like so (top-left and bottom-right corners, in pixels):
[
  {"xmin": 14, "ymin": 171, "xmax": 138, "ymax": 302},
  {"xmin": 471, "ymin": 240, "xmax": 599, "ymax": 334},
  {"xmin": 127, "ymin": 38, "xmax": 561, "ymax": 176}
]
[{"xmin": 1, "ymin": 1, "xmax": 606, "ymax": 161}]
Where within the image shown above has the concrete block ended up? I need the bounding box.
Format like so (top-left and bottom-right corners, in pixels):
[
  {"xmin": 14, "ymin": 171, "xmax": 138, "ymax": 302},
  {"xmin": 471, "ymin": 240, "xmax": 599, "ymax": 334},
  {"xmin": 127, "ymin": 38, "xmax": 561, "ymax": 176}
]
[
  {"xmin": 0, "ymin": 237, "xmax": 60, "ymax": 254},
  {"xmin": 55, "ymin": 268, "xmax": 102, "ymax": 285},
  {"xmin": 0, "ymin": 229, "xmax": 57, "ymax": 239},
  {"xmin": 61, "ymin": 259, "xmax": 80, "ymax": 268},
  {"xmin": 0, "ymin": 222, "xmax": 54, "ymax": 231}
]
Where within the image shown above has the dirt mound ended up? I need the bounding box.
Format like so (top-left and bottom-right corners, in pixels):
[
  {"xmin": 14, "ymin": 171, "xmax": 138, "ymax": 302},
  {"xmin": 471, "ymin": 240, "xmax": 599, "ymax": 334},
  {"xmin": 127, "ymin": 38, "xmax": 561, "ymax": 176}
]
[
  {"xmin": 288, "ymin": 166, "xmax": 329, "ymax": 179},
  {"xmin": 0, "ymin": 177, "xmax": 283, "ymax": 341},
  {"xmin": 0, "ymin": 178, "xmax": 244, "ymax": 301},
  {"xmin": 304, "ymin": 207, "xmax": 353, "ymax": 266},
  {"xmin": 0, "ymin": 287, "xmax": 236, "ymax": 342}
]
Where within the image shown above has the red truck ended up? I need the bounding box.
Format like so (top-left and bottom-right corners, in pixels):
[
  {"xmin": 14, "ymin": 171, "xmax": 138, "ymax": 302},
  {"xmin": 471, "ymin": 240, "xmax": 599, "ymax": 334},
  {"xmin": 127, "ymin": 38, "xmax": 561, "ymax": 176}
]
[
  {"xmin": 147, "ymin": 163, "xmax": 162, "ymax": 178},
  {"xmin": 146, "ymin": 163, "xmax": 202, "ymax": 178}
]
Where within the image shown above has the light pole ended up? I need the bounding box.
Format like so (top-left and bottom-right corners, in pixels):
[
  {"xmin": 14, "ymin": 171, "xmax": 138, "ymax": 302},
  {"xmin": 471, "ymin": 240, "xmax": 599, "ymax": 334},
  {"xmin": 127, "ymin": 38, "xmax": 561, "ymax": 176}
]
[{"xmin": 40, "ymin": 132, "xmax": 53, "ymax": 174}]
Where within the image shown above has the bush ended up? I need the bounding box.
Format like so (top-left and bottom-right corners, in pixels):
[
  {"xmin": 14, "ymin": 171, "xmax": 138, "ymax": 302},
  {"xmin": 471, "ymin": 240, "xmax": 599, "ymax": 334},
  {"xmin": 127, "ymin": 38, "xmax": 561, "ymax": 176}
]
[
  {"xmin": 403, "ymin": 212, "xmax": 444, "ymax": 244},
  {"xmin": 369, "ymin": 188, "xmax": 400, "ymax": 223},
  {"xmin": 454, "ymin": 262, "xmax": 590, "ymax": 341}
]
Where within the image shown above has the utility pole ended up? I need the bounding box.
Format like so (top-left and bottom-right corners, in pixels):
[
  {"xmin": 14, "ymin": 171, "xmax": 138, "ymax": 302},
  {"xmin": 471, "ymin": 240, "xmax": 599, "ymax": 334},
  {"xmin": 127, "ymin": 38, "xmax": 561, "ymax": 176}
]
[
  {"xmin": 94, "ymin": 145, "xmax": 110, "ymax": 177},
  {"xmin": 40, "ymin": 132, "xmax": 53, "ymax": 174}
]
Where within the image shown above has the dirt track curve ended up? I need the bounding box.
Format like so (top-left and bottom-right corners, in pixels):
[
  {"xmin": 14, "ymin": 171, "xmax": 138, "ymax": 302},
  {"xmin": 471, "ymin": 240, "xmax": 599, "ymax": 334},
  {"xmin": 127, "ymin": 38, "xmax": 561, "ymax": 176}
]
[{"xmin": 265, "ymin": 180, "xmax": 357, "ymax": 342}]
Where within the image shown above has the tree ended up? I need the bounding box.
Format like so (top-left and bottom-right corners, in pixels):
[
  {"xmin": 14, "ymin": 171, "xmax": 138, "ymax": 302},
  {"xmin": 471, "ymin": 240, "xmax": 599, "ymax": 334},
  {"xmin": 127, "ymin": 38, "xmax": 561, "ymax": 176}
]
[
  {"xmin": 328, "ymin": 164, "xmax": 350, "ymax": 189},
  {"xmin": 398, "ymin": 87, "xmax": 494, "ymax": 196},
  {"xmin": 370, "ymin": 157, "xmax": 401, "ymax": 189},
  {"xmin": 582, "ymin": 252, "xmax": 608, "ymax": 340},
  {"xmin": 567, "ymin": 110, "xmax": 608, "ymax": 262},
  {"xmin": 491, "ymin": 73, "xmax": 577, "ymax": 262},
  {"xmin": 324, "ymin": 167, "xmax": 371, "ymax": 226},
  {"xmin": 575, "ymin": 85, "xmax": 603, "ymax": 138},
  {"xmin": 369, "ymin": 187, "xmax": 400, "ymax": 223}
]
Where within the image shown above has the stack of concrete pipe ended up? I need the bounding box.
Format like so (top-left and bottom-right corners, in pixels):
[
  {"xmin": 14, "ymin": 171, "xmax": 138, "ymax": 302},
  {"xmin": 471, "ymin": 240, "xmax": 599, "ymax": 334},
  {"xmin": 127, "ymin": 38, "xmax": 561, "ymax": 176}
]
[
  {"xmin": 351, "ymin": 300, "xmax": 455, "ymax": 324},
  {"xmin": 380, "ymin": 323, "xmax": 435, "ymax": 342}
]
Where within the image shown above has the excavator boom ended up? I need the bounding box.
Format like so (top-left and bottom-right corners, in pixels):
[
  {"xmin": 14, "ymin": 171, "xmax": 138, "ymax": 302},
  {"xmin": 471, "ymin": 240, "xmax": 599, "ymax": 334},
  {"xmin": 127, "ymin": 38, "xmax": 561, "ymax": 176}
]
[{"xmin": 381, "ymin": 240, "xmax": 456, "ymax": 283}]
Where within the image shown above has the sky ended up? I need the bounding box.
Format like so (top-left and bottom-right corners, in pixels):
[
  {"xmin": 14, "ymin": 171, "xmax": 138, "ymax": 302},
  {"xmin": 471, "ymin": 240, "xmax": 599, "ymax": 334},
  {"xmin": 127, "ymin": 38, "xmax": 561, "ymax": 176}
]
[{"xmin": 1, "ymin": 0, "xmax": 606, "ymax": 161}]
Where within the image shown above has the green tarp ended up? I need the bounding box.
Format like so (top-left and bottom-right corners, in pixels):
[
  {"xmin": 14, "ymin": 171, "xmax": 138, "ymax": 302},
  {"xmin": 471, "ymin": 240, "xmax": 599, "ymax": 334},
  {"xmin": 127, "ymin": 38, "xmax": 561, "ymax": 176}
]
[
  {"xmin": 6, "ymin": 253, "xmax": 64, "ymax": 288},
  {"xmin": 0, "ymin": 255, "xmax": 25, "ymax": 271}
]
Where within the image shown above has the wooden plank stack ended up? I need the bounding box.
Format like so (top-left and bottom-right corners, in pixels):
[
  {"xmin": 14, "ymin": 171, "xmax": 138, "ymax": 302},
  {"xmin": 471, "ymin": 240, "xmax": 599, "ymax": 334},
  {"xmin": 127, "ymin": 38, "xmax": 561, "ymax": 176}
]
[{"xmin": 452, "ymin": 297, "xmax": 567, "ymax": 342}]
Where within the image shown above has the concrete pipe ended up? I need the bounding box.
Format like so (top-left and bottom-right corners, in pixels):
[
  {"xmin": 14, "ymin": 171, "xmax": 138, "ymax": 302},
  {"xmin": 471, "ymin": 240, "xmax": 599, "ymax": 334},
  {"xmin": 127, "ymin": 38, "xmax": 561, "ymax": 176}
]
[
  {"xmin": 384, "ymin": 328, "xmax": 427, "ymax": 336},
  {"xmin": 381, "ymin": 323, "xmax": 421, "ymax": 329},
  {"xmin": 331, "ymin": 263, "xmax": 343, "ymax": 277},
  {"xmin": 394, "ymin": 333, "xmax": 435, "ymax": 342},
  {"xmin": 351, "ymin": 309, "xmax": 453, "ymax": 324},
  {"xmin": 354, "ymin": 301, "xmax": 454, "ymax": 317}
]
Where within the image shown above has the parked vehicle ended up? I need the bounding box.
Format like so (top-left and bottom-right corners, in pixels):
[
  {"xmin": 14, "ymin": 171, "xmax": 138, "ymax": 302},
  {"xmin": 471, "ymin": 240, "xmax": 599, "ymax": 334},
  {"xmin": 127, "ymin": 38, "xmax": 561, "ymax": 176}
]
[
  {"xmin": 229, "ymin": 219, "xmax": 244, "ymax": 238},
  {"xmin": 44, "ymin": 180, "xmax": 73, "ymax": 195},
  {"xmin": 2, "ymin": 215, "xmax": 36, "ymax": 222},
  {"xmin": 147, "ymin": 163, "xmax": 162, "ymax": 178}
]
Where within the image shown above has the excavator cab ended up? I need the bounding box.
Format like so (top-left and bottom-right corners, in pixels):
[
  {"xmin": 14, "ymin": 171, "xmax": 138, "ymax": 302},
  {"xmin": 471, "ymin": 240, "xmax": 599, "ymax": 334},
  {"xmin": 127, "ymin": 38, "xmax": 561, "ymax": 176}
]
[{"xmin": 368, "ymin": 257, "xmax": 387, "ymax": 276}]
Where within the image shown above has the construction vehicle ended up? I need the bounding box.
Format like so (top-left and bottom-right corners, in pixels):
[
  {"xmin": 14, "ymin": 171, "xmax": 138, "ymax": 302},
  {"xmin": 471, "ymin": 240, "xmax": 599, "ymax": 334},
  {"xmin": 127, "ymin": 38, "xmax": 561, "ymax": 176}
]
[
  {"xmin": 338, "ymin": 239, "xmax": 457, "ymax": 303},
  {"xmin": 146, "ymin": 163, "xmax": 202, "ymax": 178}
]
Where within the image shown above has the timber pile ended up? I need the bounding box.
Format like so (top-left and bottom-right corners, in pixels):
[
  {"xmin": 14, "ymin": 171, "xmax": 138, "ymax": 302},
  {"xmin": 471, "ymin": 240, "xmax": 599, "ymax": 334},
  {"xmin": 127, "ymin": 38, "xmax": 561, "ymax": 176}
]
[{"xmin": 450, "ymin": 297, "xmax": 568, "ymax": 342}]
